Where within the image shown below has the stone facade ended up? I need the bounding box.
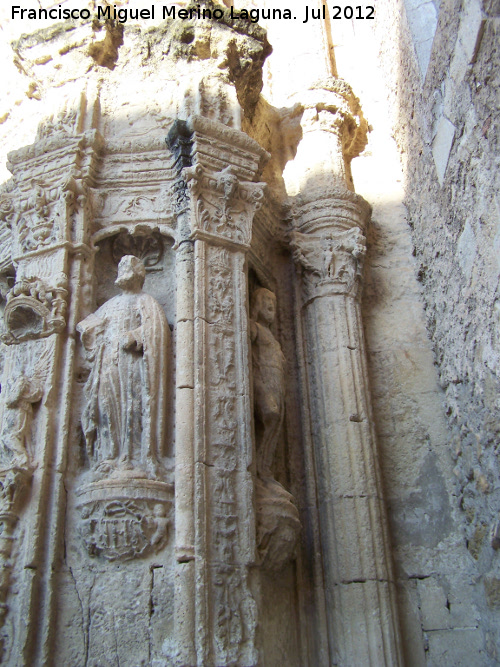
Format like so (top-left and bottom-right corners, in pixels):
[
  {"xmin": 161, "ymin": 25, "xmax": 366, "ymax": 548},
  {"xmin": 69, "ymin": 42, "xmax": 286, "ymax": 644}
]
[{"xmin": 0, "ymin": 0, "xmax": 497, "ymax": 665}]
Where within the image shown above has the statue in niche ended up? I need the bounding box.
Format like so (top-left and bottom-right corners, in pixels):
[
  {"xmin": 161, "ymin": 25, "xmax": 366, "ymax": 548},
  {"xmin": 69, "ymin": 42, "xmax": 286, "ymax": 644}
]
[
  {"xmin": 250, "ymin": 287, "xmax": 300, "ymax": 570},
  {"xmin": 77, "ymin": 255, "xmax": 170, "ymax": 479},
  {"xmin": 250, "ymin": 288, "xmax": 286, "ymax": 481}
]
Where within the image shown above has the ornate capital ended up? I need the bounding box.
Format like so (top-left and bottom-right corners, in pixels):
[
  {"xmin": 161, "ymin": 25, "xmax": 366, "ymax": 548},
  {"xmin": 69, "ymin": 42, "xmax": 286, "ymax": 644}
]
[
  {"xmin": 298, "ymin": 78, "xmax": 369, "ymax": 160},
  {"xmin": 184, "ymin": 165, "xmax": 265, "ymax": 248},
  {"xmin": 291, "ymin": 227, "xmax": 366, "ymax": 301}
]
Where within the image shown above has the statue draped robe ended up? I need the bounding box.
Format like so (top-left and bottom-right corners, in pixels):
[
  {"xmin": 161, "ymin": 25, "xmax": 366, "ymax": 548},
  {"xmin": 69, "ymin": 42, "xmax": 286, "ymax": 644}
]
[{"xmin": 77, "ymin": 291, "xmax": 169, "ymax": 475}]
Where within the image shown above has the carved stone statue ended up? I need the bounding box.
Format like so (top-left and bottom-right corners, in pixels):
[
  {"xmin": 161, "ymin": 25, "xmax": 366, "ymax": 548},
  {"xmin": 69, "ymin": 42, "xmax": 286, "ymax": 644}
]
[
  {"xmin": 1, "ymin": 376, "xmax": 43, "ymax": 468},
  {"xmin": 250, "ymin": 287, "xmax": 300, "ymax": 570},
  {"xmin": 77, "ymin": 255, "xmax": 170, "ymax": 478},
  {"xmin": 250, "ymin": 288, "xmax": 286, "ymax": 481}
]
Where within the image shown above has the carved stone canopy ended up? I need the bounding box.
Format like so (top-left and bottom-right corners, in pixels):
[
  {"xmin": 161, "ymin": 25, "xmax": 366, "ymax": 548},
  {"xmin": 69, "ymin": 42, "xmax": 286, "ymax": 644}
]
[
  {"xmin": 2, "ymin": 274, "xmax": 68, "ymax": 344},
  {"xmin": 111, "ymin": 229, "xmax": 165, "ymax": 271}
]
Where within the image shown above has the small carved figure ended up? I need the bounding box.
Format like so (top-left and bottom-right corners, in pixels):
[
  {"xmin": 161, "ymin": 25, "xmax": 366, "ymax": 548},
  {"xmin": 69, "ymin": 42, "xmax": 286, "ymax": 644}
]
[
  {"xmin": 250, "ymin": 288, "xmax": 286, "ymax": 480},
  {"xmin": 77, "ymin": 256, "xmax": 170, "ymax": 478},
  {"xmin": 1, "ymin": 376, "xmax": 43, "ymax": 467},
  {"xmin": 291, "ymin": 227, "xmax": 367, "ymax": 297}
]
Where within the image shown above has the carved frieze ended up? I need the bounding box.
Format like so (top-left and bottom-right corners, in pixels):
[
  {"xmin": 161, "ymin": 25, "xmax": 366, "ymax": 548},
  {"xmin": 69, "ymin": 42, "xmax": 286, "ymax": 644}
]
[
  {"xmin": 93, "ymin": 187, "xmax": 175, "ymax": 231},
  {"xmin": 291, "ymin": 227, "xmax": 366, "ymax": 301}
]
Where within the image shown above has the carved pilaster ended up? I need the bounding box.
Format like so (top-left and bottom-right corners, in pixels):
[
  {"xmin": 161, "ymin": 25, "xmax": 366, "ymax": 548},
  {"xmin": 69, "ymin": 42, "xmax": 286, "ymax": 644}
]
[
  {"xmin": 0, "ymin": 91, "xmax": 104, "ymax": 665},
  {"xmin": 170, "ymin": 117, "xmax": 267, "ymax": 666},
  {"xmin": 190, "ymin": 173, "xmax": 263, "ymax": 666}
]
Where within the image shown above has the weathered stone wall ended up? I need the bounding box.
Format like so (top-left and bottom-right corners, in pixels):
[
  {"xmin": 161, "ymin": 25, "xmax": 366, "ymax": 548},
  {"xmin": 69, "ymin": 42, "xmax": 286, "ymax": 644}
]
[{"xmin": 370, "ymin": 0, "xmax": 500, "ymax": 662}]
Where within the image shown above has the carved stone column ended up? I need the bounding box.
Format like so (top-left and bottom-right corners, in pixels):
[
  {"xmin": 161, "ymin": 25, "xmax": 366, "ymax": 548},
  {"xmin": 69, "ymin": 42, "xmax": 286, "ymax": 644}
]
[
  {"xmin": 169, "ymin": 117, "xmax": 267, "ymax": 666},
  {"xmin": 289, "ymin": 81, "xmax": 404, "ymax": 665}
]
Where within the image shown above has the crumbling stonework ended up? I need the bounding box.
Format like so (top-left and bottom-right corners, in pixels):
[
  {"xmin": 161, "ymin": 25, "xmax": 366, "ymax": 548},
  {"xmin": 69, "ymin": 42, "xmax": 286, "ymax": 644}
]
[{"xmin": 0, "ymin": 0, "xmax": 497, "ymax": 665}]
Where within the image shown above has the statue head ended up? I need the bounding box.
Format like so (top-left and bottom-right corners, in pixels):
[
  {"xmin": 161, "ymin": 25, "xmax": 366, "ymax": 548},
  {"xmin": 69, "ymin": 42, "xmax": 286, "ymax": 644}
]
[
  {"xmin": 115, "ymin": 255, "xmax": 146, "ymax": 292},
  {"xmin": 251, "ymin": 287, "xmax": 276, "ymax": 326}
]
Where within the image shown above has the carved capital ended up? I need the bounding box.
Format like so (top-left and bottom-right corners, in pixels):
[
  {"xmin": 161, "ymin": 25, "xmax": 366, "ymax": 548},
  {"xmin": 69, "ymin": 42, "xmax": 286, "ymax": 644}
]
[
  {"xmin": 291, "ymin": 227, "xmax": 366, "ymax": 301},
  {"xmin": 299, "ymin": 77, "xmax": 369, "ymax": 160},
  {"xmin": 7, "ymin": 180, "xmax": 82, "ymax": 257},
  {"xmin": 184, "ymin": 165, "xmax": 265, "ymax": 248}
]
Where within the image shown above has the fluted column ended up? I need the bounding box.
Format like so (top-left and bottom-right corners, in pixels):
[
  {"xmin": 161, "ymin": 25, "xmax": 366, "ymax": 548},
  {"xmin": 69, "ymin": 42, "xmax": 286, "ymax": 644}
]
[{"xmin": 290, "ymin": 81, "xmax": 403, "ymax": 666}]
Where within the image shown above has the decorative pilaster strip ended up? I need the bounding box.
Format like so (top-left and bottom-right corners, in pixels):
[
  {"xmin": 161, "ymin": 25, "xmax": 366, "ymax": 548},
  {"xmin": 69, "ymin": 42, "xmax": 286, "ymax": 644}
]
[
  {"xmin": 167, "ymin": 120, "xmax": 199, "ymax": 666},
  {"xmin": 0, "ymin": 95, "xmax": 104, "ymax": 664},
  {"xmin": 168, "ymin": 116, "xmax": 268, "ymax": 665},
  {"xmin": 187, "ymin": 163, "xmax": 264, "ymax": 665}
]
